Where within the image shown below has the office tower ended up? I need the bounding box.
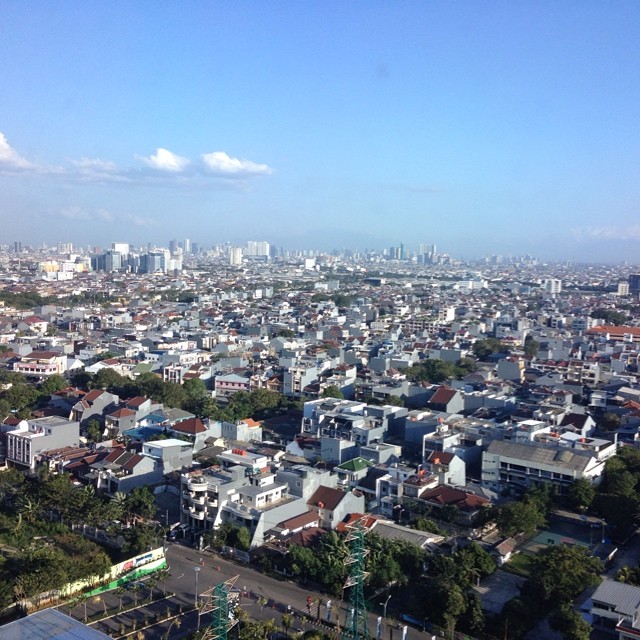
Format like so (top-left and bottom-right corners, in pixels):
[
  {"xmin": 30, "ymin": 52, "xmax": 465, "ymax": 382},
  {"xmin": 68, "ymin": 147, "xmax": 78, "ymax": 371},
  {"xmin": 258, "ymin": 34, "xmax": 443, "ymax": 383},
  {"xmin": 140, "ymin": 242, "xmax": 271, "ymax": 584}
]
[
  {"xmin": 111, "ymin": 242, "xmax": 129, "ymax": 256},
  {"xmin": 169, "ymin": 239, "xmax": 178, "ymax": 255},
  {"xmin": 104, "ymin": 251, "xmax": 122, "ymax": 272},
  {"xmin": 184, "ymin": 238, "xmax": 191, "ymax": 254},
  {"xmin": 629, "ymin": 274, "xmax": 640, "ymax": 295}
]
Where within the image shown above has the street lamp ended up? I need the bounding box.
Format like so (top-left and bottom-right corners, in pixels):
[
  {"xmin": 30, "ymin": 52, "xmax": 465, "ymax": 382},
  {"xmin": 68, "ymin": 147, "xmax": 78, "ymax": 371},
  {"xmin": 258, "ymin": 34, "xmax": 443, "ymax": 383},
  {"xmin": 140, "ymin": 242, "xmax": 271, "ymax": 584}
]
[
  {"xmin": 380, "ymin": 594, "xmax": 392, "ymax": 620},
  {"xmin": 194, "ymin": 566, "xmax": 201, "ymax": 630}
]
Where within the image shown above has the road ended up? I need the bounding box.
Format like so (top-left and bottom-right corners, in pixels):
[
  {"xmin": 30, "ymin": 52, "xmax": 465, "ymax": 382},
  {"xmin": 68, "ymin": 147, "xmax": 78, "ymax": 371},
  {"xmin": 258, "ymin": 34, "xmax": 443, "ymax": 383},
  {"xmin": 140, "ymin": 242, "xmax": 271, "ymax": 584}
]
[{"xmin": 164, "ymin": 542, "xmax": 438, "ymax": 640}]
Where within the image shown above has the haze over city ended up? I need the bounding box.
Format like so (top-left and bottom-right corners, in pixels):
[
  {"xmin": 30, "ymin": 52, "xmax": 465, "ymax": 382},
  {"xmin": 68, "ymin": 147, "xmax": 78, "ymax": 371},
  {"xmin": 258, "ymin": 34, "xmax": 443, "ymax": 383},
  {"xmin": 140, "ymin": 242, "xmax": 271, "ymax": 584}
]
[{"xmin": 1, "ymin": 2, "xmax": 639, "ymax": 262}]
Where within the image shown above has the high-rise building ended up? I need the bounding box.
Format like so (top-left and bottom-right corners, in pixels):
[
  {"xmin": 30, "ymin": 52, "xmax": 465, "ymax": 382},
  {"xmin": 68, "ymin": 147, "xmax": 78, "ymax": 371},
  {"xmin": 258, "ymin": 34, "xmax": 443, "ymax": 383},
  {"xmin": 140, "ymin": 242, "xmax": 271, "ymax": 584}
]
[
  {"xmin": 169, "ymin": 239, "xmax": 178, "ymax": 255},
  {"xmin": 246, "ymin": 240, "xmax": 270, "ymax": 257},
  {"xmin": 184, "ymin": 238, "xmax": 191, "ymax": 254},
  {"xmin": 229, "ymin": 247, "xmax": 243, "ymax": 266},
  {"xmin": 629, "ymin": 274, "xmax": 640, "ymax": 295},
  {"xmin": 111, "ymin": 242, "xmax": 129, "ymax": 256},
  {"xmin": 543, "ymin": 279, "xmax": 562, "ymax": 295}
]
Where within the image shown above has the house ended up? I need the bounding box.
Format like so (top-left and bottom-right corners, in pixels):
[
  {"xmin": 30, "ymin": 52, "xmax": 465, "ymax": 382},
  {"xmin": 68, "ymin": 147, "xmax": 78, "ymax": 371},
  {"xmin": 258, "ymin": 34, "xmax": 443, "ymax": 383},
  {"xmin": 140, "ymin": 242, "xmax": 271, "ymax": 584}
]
[
  {"xmin": 590, "ymin": 579, "xmax": 640, "ymax": 638},
  {"xmin": 427, "ymin": 386, "xmax": 464, "ymax": 414},
  {"xmin": 418, "ymin": 485, "xmax": 490, "ymax": 527},
  {"xmin": 88, "ymin": 448, "xmax": 160, "ymax": 494},
  {"xmin": 220, "ymin": 418, "xmax": 263, "ymax": 443},
  {"xmin": 422, "ymin": 450, "xmax": 466, "ymax": 487},
  {"xmin": 6, "ymin": 417, "xmax": 80, "ymax": 471},
  {"xmin": 168, "ymin": 417, "xmax": 209, "ymax": 451},
  {"xmin": 13, "ymin": 351, "xmax": 66, "ymax": 377},
  {"xmin": 215, "ymin": 373, "xmax": 251, "ymax": 400},
  {"xmin": 71, "ymin": 389, "xmax": 120, "ymax": 432},
  {"xmin": 306, "ymin": 485, "xmax": 365, "ymax": 529},
  {"xmin": 142, "ymin": 439, "xmax": 193, "ymax": 474},
  {"xmin": 105, "ymin": 407, "xmax": 137, "ymax": 438}
]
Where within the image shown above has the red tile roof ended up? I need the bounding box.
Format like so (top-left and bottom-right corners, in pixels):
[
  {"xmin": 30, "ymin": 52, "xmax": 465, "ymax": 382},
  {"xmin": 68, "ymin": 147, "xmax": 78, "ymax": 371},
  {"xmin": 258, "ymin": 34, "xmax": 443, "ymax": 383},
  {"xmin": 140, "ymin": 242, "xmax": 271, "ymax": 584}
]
[{"xmin": 172, "ymin": 417, "xmax": 206, "ymax": 434}]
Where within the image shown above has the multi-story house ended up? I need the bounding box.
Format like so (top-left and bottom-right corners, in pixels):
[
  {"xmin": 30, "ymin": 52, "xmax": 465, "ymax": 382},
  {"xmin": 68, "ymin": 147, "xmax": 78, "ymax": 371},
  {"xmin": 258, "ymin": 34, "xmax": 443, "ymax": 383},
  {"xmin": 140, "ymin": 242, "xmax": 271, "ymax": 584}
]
[
  {"xmin": 6, "ymin": 417, "xmax": 80, "ymax": 470},
  {"xmin": 180, "ymin": 467, "xmax": 308, "ymax": 548},
  {"xmin": 306, "ymin": 485, "xmax": 365, "ymax": 530},
  {"xmin": 214, "ymin": 373, "xmax": 251, "ymax": 400},
  {"xmin": 13, "ymin": 351, "xmax": 66, "ymax": 377}
]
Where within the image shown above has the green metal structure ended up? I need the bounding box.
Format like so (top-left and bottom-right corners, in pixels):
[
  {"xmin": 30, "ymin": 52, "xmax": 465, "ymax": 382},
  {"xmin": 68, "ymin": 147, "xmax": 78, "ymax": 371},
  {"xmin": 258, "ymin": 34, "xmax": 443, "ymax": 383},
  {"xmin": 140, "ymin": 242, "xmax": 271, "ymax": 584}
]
[
  {"xmin": 341, "ymin": 524, "xmax": 370, "ymax": 640},
  {"xmin": 199, "ymin": 575, "xmax": 239, "ymax": 640}
]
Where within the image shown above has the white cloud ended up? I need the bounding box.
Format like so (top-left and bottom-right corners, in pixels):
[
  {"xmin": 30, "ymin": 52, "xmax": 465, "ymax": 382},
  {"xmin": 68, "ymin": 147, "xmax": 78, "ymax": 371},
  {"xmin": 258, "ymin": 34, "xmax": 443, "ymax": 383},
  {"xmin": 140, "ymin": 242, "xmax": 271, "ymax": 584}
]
[
  {"xmin": 71, "ymin": 157, "xmax": 119, "ymax": 172},
  {"xmin": 574, "ymin": 225, "xmax": 640, "ymax": 241},
  {"xmin": 59, "ymin": 206, "xmax": 114, "ymax": 222},
  {"xmin": 139, "ymin": 148, "xmax": 190, "ymax": 172},
  {"xmin": 0, "ymin": 132, "xmax": 35, "ymax": 171},
  {"xmin": 128, "ymin": 214, "xmax": 154, "ymax": 226},
  {"xmin": 201, "ymin": 151, "xmax": 272, "ymax": 176},
  {"xmin": 0, "ymin": 132, "xmax": 273, "ymax": 185}
]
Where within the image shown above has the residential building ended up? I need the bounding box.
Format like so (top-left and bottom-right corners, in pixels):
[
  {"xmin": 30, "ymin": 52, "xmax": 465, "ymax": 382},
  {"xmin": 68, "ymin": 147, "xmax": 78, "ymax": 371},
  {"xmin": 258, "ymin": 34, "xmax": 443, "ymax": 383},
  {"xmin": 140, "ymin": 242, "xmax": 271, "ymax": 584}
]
[{"xmin": 6, "ymin": 417, "xmax": 80, "ymax": 470}]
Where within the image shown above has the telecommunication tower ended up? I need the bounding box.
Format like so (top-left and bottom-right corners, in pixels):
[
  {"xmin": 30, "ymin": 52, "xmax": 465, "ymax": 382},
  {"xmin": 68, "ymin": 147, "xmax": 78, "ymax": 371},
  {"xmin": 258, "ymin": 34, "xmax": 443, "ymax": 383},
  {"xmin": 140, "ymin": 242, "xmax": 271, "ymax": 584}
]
[
  {"xmin": 199, "ymin": 575, "xmax": 239, "ymax": 640},
  {"xmin": 341, "ymin": 523, "xmax": 370, "ymax": 640}
]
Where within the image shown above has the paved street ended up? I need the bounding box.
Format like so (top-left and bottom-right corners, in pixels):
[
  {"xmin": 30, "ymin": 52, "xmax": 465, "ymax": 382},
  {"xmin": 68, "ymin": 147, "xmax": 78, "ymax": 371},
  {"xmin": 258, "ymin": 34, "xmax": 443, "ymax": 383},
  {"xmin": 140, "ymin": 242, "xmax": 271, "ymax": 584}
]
[{"xmin": 164, "ymin": 542, "xmax": 438, "ymax": 640}]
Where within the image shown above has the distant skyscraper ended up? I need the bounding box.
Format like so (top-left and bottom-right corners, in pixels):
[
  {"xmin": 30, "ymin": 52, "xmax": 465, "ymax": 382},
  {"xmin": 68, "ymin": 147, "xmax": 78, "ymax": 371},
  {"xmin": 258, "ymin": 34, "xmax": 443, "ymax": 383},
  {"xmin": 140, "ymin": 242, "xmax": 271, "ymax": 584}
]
[
  {"xmin": 229, "ymin": 247, "xmax": 243, "ymax": 266},
  {"xmin": 184, "ymin": 238, "xmax": 191, "ymax": 254},
  {"xmin": 629, "ymin": 274, "xmax": 640, "ymax": 295},
  {"xmin": 169, "ymin": 239, "xmax": 178, "ymax": 255},
  {"xmin": 111, "ymin": 242, "xmax": 129, "ymax": 256},
  {"xmin": 246, "ymin": 240, "xmax": 270, "ymax": 257}
]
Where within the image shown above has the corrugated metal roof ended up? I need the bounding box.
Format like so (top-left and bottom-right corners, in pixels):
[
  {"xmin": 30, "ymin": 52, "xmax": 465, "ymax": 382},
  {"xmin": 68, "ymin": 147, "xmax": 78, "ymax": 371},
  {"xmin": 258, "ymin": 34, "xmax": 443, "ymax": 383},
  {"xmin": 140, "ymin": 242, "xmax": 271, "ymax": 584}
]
[
  {"xmin": 592, "ymin": 579, "xmax": 640, "ymax": 617},
  {"xmin": 1, "ymin": 609, "xmax": 111, "ymax": 640}
]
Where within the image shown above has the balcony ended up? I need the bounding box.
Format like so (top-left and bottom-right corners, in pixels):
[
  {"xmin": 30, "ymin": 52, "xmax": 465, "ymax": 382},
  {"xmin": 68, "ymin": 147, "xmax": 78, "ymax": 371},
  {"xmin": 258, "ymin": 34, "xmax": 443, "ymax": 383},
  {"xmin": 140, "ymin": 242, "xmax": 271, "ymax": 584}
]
[
  {"xmin": 189, "ymin": 508, "xmax": 205, "ymax": 520},
  {"xmin": 187, "ymin": 476, "xmax": 208, "ymax": 491}
]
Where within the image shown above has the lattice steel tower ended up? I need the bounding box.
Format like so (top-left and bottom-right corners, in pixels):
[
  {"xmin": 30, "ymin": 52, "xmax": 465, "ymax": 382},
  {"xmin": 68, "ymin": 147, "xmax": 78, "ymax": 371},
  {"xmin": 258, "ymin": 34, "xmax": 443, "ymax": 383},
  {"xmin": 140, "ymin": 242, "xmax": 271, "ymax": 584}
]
[
  {"xmin": 341, "ymin": 524, "xmax": 370, "ymax": 640},
  {"xmin": 199, "ymin": 575, "xmax": 239, "ymax": 640}
]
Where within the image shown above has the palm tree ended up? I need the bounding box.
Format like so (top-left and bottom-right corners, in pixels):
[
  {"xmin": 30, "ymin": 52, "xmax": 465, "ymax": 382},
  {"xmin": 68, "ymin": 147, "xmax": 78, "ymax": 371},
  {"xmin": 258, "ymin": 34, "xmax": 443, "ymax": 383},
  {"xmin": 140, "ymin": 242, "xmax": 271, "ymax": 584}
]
[
  {"xmin": 146, "ymin": 577, "xmax": 157, "ymax": 602},
  {"xmin": 130, "ymin": 582, "xmax": 141, "ymax": 607},
  {"xmin": 262, "ymin": 617, "xmax": 277, "ymax": 640},
  {"xmin": 163, "ymin": 616, "xmax": 181, "ymax": 640},
  {"xmin": 116, "ymin": 585, "xmax": 126, "ymax": 611},
  {"xmin": 154, "ymin": 567, "xmax": 171, "ymax": 596},
  {"xmin": 281, "ymin": 613, "xmax": 293, "ymax": 638}
]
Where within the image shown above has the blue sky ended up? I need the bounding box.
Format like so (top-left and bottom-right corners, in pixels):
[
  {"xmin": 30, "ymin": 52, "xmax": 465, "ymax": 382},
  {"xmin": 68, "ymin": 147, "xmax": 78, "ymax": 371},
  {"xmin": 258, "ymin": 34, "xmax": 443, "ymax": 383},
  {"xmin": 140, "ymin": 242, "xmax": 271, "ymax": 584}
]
[{"xmin": 1, "ymin": 1, "xmax": 639, "ymax": 261}]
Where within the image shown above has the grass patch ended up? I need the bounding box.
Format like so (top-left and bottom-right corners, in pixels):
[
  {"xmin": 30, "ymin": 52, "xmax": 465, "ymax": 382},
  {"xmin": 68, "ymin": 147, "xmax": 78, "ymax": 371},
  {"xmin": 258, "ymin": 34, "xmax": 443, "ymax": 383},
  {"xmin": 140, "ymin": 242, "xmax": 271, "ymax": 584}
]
[{"xmin": 501, "ymin": 552, "xmax": 534, "ymax": 578}]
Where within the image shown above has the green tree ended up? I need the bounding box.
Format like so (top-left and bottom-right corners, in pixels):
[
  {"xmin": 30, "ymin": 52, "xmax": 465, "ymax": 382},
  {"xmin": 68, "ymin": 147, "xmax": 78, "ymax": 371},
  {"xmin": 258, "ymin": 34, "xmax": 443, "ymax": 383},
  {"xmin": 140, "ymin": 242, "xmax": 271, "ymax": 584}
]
[
  {"xmin": 125, "ymin": 486, "xmax": 157, "ymax": 521},
  {"xmin": 524, "ymin": 335, "xmax": 540, "ymax": 358},
  {"xmin": 414, "ymin": 517, "xmax": 445, "ymax": 536},
  {"xmin": 600, "ymin": 412, "xmax": 622, "ymax": 432},
  {"xmin": 91, "ymin": 368, "xmax": 128, "ymax": 391},
  {"xmin": 549, "ymin": 603, "xmax": 592, "ymax": 640},
  {"xmin": 567, "ymin": 478, "xmax": 596, "ymax": 512},
  {"xmin": 472, "ymin": 338, "xmax": 508, "ymax": 360},
  {"xmin": 590, "ymin": 308, "xmax": 628, "ymax": 326},
  {"xmin": 527, "ymin": 544, "xmax": 602, "ymax": 605},
  {"xmin": 86, "ymin": 419, "xmax": 103, "ymax": 443},
  {"xmin": 497, "ymin": 499, "xmax": 546, "ymax": 537},
  {"xmin": 404, "ymin": 359, "xmax": 454, "ymax": 383},
  {"xmin": 465, "ymin": 591, "xmax": 485, "ymax": 634},
  {"xmin": 321, "ymin": 385, "xmax": 344, "ymax": 399},
  {"xmin": 39, "ymin": 374, "xmax": 68, "ymax": 395}
]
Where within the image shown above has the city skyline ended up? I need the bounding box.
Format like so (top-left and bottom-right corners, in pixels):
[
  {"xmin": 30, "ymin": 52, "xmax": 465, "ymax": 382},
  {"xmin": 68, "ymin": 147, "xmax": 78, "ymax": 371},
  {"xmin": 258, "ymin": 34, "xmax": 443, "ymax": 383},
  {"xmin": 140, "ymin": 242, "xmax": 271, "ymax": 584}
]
[{"xmin": 1, "ymin": 2, "xmax": 639, "ymax": 261}]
